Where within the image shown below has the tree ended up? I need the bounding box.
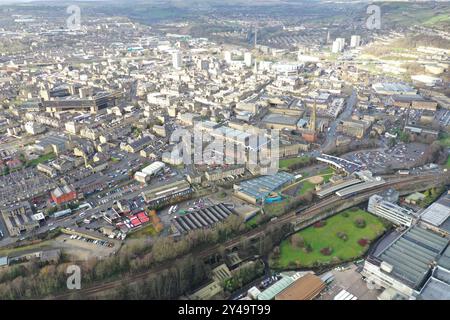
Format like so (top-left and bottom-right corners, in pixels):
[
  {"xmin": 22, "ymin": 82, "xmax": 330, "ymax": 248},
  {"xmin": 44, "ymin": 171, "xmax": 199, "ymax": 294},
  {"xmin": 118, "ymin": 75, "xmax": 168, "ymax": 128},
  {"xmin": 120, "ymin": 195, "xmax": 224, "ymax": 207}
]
[{"xmin": 354, "ymin": 218, "xmax": 366, "ymax": 228}]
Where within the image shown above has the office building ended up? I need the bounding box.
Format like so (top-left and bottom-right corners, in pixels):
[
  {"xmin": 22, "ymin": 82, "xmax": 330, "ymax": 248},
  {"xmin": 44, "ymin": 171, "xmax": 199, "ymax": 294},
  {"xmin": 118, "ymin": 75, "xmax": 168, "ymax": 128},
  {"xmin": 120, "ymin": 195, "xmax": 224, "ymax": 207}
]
[
  {"xmin": 244, "ymin": 52, "xmax": 252, "ymax": 67},
  {"xmin": 350, "ymin": 35, "xmax": 361, "ymax": 48},
  {"xmin": 368, "ymin": 195, "xmax": 414, "ymax": 227},
  {"xmin": 332, "ymin": 38, "xmax": 345, "ymax": 53},
  {"xmin": 172, "ymin": 50, "xmax": 182, "ymax": 69}
]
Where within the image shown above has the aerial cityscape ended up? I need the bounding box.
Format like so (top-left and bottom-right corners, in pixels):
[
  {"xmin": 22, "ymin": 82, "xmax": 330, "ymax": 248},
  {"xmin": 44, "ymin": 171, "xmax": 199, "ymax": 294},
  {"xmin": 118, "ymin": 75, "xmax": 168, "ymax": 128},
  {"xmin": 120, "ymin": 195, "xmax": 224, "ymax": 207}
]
[{"xmin": 0, "ymin": 0, "xmax": 449, "ymax": 303}]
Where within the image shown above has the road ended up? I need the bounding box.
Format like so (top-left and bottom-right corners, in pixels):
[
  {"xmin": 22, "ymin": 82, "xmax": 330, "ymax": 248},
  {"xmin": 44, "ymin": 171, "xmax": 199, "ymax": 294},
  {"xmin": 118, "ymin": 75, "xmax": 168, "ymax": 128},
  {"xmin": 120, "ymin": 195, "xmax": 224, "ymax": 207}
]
[
  {"xmin": 48, "ymin": 172, "xmax": 448, "ymax": 300},
  {"xmin": 322, "ymin": 89, "xmax": 357, "ymax": 153}
]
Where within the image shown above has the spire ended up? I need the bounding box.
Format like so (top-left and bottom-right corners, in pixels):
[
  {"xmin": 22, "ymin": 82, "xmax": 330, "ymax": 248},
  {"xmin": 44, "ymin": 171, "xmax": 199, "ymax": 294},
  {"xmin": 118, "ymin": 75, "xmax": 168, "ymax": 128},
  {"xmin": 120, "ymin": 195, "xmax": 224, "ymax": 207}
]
[{"xmin": 310, "ymin": 98, "xmax": 317, "ymax": 132}]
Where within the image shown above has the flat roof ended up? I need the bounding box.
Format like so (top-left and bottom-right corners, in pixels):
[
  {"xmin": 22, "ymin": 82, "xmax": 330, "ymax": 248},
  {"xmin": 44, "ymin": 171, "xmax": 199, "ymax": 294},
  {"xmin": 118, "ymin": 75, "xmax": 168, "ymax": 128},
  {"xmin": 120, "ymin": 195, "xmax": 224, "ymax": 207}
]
[
  {"xmin": 420, "ymin": 267, "xmax": 450, "ymax": 300},
  {"xmin": 336, "ymin": 179, "xmax": 385, "ymax": 197},
  {"xmin": 316, "ymin": 178, "xmax": 362, "ymax": 198},
  {"xmin": 421, "ymin": 193, "xmax": 450, "ymax": 227},
  {"xmin": 262, "ymin": 113, "xmax": 299, "ymax": 126},
  {"xmin": 237, "ymin": 172, "xmax": 294, "ymax": 201},
  {"xmin": 275, "ymin": 274, "xmax": 325, "ymax": 300}
]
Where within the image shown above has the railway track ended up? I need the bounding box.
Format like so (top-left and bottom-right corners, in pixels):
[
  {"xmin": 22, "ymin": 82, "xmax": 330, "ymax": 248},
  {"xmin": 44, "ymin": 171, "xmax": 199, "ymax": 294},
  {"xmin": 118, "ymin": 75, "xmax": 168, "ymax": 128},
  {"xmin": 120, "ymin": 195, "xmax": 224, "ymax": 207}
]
[{"xmin": 49, "ymin": 173, "xmax": 448, "ymax": 299}]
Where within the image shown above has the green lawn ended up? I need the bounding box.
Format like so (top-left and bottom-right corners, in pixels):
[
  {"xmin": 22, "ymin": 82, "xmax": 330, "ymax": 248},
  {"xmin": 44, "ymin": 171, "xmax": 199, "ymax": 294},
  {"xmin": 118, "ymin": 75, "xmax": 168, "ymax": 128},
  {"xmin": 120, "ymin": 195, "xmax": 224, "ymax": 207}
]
[
  {"xmin": 297, "ymin": 167, "xmax": 334, "ymax": 195},
  {"xmin": 26, "ymin": 152, "xmax": 56, "ymax": 167},
  {"xmin": 279, "ymin": 156, "xmax": 310, "ymax": 169},
  {"xmin": 274, "ymin": 208, "xmax": 386, "ymax": 268},
  {"xmin": 320, "ymin": 167, "xmax": 335, "ymax": 183},
  {"xmin": 127, "ymin": 224, "xmax": 157, "ymax": 239},
  {"xmin": 439, "ymin": 133, "xmax": 450, "ymax": 148},
  {"xmin": 446, "ymin": 156, "xmax": 450, "ymax": 169},
  {"xmin": 298, "ymin": 180, "xmax": 316, "ymax": 195},
  {"xmin": 245, "ymin": 214, "xmax": 260, "ymax": 228}
]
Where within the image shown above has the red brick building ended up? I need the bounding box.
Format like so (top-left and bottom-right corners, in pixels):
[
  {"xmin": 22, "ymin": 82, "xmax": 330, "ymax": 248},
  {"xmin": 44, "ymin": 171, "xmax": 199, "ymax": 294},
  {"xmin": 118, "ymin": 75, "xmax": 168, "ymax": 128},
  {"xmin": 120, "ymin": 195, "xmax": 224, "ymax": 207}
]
[{"xmin": 51, "ymin": 185, "xmax": 77, "ymax": 205}]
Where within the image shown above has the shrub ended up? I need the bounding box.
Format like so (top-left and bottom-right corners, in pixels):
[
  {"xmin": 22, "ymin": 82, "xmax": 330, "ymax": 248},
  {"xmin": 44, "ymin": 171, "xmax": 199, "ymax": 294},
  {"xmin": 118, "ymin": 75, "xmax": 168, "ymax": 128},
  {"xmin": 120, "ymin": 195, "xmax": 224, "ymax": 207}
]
[
  {"xmin": 342, "ymin": 212, "xmax": 349, "ymax": 217},
  {"xmin": 320, "ymin": 247, "xmax": 333, "ymax": 256},
  {"xmin": 358, "ymin": 238, "xmax": 369, "ymax": 247},
  {"xmin": 314, "ymin": 220, "xmax": 326, "ymax": 228},
  {"xmin": 349, "ymin": 207, "xmax": 359, "ymax": 212},
  {"xmin": 354, "ymin": 218, "xmax": 366, "ymax": 228},
  {"xmin": 331, "ymin": 256, "xmax": 341, "ymax": 264},
  {"xmin": 303, "ymin": 243, "xmax": 313, "ymax": 253},
  {"xmin": 336, "ymin": 232, "xmax": 348, "ymax": 241}
]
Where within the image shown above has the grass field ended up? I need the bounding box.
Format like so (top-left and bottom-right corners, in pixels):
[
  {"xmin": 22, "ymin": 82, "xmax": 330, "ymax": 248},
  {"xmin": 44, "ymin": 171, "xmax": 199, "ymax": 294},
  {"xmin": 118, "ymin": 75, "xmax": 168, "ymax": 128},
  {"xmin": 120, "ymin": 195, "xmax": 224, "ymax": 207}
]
[
  {"xmin": 245, "ymin": 214, "xmax": 260, "ymax": 228},
  {"xmin": 127, "ymin": 224, "xmax": 157, "ymax": 239},
  {"xmin": 279, "ymin": 156, "xmax": 310, "ymax": 170},
  {"xmin": 273, "ymin": 208, "xmax": 386, "ymax": 268},
  {"xmin": 298, "ymin": 180, "xmax": 316, "ymax": 195},
  {"xmin": 26, "ymin": 152, "xmax": 56, "ymax": 167},
  {"xmin": 297, "ymin": 167, "xmax": 334, "ymax": 195}
]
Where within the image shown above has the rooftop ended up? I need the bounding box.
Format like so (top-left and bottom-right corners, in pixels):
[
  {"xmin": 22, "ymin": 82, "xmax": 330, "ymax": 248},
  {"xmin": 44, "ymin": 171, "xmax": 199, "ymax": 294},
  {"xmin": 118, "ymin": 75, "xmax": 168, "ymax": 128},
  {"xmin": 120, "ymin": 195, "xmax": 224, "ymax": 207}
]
[
  {"xmin": 377, "ymin": 225, "xmax": 448, "ymax": 289},
  {"xmin": 236, "ymin": 172, "xmax": 294, "ymax": 201}
]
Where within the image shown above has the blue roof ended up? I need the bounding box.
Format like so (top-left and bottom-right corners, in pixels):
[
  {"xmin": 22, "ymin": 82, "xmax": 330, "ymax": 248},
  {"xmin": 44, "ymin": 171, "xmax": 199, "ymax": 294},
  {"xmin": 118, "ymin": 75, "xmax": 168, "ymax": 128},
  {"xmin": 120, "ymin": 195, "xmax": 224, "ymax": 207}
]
[{"xmin": 238, "ymin": 172, "xmax": 294, "ymax": 201}]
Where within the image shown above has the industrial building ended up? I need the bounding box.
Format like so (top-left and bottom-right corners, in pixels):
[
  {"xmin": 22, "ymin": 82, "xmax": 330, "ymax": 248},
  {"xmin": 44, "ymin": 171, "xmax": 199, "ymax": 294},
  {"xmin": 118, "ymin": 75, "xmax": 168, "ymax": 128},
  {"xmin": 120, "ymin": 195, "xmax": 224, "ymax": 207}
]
[
  {"xmin": 234, "ymin": 172, "xmax": 294, "ymax": 204},
  {"xmin": 42, "ymin": 91, "xmax": 118, "ymax": 113},
  {"xmin": 368, "ymin": 195, "xmax": 414, "ymax": 227},
  {"xmin": 0, "ymin": 201, "xmax": 40, "ymax": 237},
  {"xmin": 170, "ymin": 203, "xmax": 236, "ymax": 234},
  {"xmin": 372, "ymin": 83, "xmax": 417, "ymax": 96},
  {"xmin": 134, "ymin": 161, "xmax": 165, "ymax": 183},
  {"xmin": 362, "ymin": 225, "xmax": 449, "ymax": 298},
  {"xmin": 142, "ymin": 179, "xmax": 192, "ymax": 208},
  {"xmin": 261, "ymin": 113, "xmax": 300, "ymax": 130}
]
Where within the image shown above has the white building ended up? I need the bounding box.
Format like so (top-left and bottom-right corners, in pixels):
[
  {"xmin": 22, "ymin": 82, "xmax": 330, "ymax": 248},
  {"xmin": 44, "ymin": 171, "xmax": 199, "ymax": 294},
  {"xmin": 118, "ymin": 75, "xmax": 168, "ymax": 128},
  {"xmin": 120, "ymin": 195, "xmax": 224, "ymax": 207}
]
[
  {"xmin": 244, "ymin": 52, "xmax": 252, "ymax": 67},
  {"xmin": 224, "ymin": 51, "xmax": 232, "ymax": 63},
  {"xmin": 24, "ymin": 122, "xmax": 45, "ymax": 135},
  {"xmin": 368, "ymin": 195, "xmax": 414, "ymax": 227},
  {"xmin": 141, "ymin": 161, "xmax": 165, "ymax": 176},
  {"xmin": 332, "ymin": 38, "xmax": 345, "ymax": 53},
  {"xmin": 350, "ymin": 35, "xmax": 361, "ymax": 48},
  {"xmin": 172, "ymin": 50, "xmax": 182, "ymax": 69},
  {"xmin": 411, "ymin": 75, "xmax": 442, "ymax": 87}
]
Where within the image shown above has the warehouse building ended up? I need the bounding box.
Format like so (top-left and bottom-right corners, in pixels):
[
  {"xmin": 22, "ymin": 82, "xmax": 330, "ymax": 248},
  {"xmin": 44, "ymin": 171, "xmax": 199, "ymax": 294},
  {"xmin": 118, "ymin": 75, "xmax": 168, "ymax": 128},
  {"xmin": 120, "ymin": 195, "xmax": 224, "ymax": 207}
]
[
  {"xmin": 171, "ymin": 203, "xmax": 235, "ymax": 234},
  {"xmin": 234, "ymin": 172, "xmax": 294, "ymax": 204},
  {"xmin": 362, "ymin": 225, "xmax": 449, "ymax": 298},
  {"xmin": 142, "ymin": 180, "xmax": 192, "ymax": 208},
  {"xmin": 134, "ymin": 161, "xmax": 165, "ymax": 183}
]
